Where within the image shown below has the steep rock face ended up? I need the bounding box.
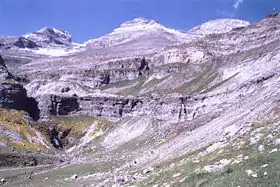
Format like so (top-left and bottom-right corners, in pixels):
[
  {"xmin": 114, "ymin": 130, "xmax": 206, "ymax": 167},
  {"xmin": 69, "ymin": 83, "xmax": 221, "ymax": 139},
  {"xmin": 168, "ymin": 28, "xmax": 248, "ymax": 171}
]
[
  {"xmin": 0, "ymin": 55, "xmax": 13, "ymax": 79},
  {"xmin": 39, "ymin": 94, "xmax": 143, "ymax": 119},
  {"xmin": 13, "ymin": 37, "xmax": 39, "ymax": 49},
  {"xmin": 22, "ymin": 57, "xmax": 152, "ymax": 101},
  {"xmin": 37, "ymin": 92, "xmax": 225, "ymax": 125},
  {"xmin": 0, "ymin": 55, "xmax": 40, "ymax": 120},
  {"xmin": 49, "ymin": 95, "xmax": 80, "ymax": 116},
  {"xmin": 77, "ymin": 96, "xmax": 143, "ymax": 118},
  {"xmin": 0, "ymin": 82, "xmax": 40, "ymax": 120}
]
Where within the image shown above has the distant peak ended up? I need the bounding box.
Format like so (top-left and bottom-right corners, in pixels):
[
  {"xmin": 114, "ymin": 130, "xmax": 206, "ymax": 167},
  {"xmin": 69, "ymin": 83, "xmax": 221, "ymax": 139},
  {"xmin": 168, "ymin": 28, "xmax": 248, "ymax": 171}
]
[
  {"xmin": 190, "ymin": 18, "xmax": 250, "ymax": 35},
  {"xmin": 23, "ymin": 27, "xmax": 72, "ymax": 46},
  {"xmin": 202, "ymin": 18, "xmax": 250, "ymax": 25},
  {"xmin": 35, "ymin": 27, "xmax": 71, "ymax": 38},
  {"xmin": 120, "ymin": 18, "xmax": 159, "ymax": 28}
]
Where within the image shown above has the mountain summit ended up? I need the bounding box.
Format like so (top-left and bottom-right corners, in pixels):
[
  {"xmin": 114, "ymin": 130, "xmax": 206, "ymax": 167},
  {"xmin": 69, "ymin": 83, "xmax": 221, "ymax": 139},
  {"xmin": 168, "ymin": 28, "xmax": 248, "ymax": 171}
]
[
  {"xmin": 119, "ymin": 17, "xmax": 160, "ymax": 28},
  {"xmin": 84, "ymin": 17, "xmax": 197, "ymax": 52},
  {"xmin": 1, "ymin": 13, "xmax": 280, "ymax": 186},
  {"xmin": 190, "ymin": 19, "xmax": 250, "ymax": 35},
  {"xmin": 24, "ymin": 27, "xmax": 72, "ymax": 47}
]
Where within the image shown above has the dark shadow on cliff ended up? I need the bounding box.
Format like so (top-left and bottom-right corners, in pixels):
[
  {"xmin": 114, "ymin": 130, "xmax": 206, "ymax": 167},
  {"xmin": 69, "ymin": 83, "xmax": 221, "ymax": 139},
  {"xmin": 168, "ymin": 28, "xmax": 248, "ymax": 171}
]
[
  {"xmin": 0, "ymin": 82, "xmax": 41, "ymax": 121},
  {"xmin": 24, "ymin": 97, "xmax": 41, "ymax": 121}
]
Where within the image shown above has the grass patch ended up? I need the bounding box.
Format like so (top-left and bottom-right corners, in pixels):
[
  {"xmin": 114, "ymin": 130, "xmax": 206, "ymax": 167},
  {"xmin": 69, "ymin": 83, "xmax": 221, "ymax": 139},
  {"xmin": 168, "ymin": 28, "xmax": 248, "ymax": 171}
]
[
  {"xmin": 172, "ymin": 62, "xmax": 217, "ymax": 94},
  {"xmin": 0, "ymin": 109, "xmax": 51, "ymax": 151},
  {"xmin": 201, "ymin": 73, "xmax": 239, "ymax": 94},
  {"xmin": 136, "ymin": 121, "xmax": 280, "ymax": 187},
  {"xmin": 51, "ymin": 116, "xmax": 113, "ymax": 149}
]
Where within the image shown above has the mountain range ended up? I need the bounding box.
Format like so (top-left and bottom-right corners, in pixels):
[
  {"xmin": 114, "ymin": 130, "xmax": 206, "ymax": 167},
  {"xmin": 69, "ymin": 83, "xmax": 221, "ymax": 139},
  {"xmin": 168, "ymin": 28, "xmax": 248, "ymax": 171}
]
[{"xmin": 0, "ymin": 13, "xmax": 280, "ymax": 186}]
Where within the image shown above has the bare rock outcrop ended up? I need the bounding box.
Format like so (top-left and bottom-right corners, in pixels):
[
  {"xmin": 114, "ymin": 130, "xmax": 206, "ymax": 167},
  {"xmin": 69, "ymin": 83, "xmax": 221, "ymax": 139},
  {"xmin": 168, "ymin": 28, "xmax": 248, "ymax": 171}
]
[{"xmin": 0, "ymin": 55, "xmax": 40, "ymax": 120}]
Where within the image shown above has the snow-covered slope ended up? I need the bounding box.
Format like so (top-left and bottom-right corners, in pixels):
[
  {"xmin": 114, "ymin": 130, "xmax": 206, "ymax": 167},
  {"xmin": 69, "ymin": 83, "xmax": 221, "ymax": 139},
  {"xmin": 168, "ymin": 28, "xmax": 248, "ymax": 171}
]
[
  {"xmin": 190, "ymin": 19, "xmax": 250, "ymax": 35},
  {"xmin": 0, "ymin": 27, "xmax": 84, "ymax": 57},
  {"xmin": 84, "ymin": 18, "xmax": 199, "ymax": 49}
]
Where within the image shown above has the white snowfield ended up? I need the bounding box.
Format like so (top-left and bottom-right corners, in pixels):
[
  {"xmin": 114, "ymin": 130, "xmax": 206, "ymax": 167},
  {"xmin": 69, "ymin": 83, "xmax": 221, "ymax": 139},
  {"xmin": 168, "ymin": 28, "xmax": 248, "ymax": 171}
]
[{"xmin": 33, "ymin": 47, "xmax": 82, "ymax": 57}]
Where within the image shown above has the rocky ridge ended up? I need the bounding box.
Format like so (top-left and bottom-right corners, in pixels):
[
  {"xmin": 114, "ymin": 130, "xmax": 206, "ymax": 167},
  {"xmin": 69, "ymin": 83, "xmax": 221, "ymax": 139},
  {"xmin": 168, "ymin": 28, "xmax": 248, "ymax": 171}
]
[{"xmin": 1, "ymin": 14, "xmax": 280, "ymax": 186}]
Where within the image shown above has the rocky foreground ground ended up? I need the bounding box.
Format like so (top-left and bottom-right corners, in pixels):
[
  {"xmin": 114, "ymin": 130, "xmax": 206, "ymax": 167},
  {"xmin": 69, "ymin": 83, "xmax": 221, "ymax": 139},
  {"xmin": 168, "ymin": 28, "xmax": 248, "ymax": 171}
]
[{"xmin": 0, "ymin": 13, "xmax": 280, "ymax": 187}]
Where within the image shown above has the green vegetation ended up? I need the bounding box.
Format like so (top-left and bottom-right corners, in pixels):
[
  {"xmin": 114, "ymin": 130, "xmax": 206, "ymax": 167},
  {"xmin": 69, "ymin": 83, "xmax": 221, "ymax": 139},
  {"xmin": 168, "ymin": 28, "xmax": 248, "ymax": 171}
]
[
  {"xmin": 136, "ymin": 121, "xmax": 280, "ymax": 187},
  {"xmin": 52, "ymin": 116, "xmax": 97, "ymax": 138},
  {"xmin": 0, "ymin": 109, "xmax": 51, "ymax": 151},
  {"xmin": 201, "ymin": 73, "xmax": 239, "ymax": 94},
  {"xmin": 72, "ymin": 82, "xmax": 95, "ymax": 93},
  {"xmin": 101, "ymin": 77, "xmax": 141, "ymax": 91},
  {"xmin": 172, "ymin": 62, "xmax": 218, "ymax": 94},
  {"xmin": 51, "ymin": 116, "xmax": 113, "ymax": 145},
  {"xmin": 0, "ymin": 78, "xmax": 17, "ymax": 83}
]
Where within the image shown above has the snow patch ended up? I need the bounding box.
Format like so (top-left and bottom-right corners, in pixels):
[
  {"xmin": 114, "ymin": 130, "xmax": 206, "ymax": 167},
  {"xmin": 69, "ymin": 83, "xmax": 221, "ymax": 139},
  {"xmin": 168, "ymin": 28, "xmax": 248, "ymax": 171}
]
[{"xmin": 33, "ymin": 47, "xmax": 81, "ymax": 57}]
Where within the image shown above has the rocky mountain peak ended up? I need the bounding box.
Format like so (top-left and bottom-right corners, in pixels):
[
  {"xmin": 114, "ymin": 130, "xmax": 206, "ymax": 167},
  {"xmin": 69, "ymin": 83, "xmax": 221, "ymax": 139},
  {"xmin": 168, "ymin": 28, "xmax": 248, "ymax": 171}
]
[
  {"xmin": 35, "ymin": 27, "xmax": 71, "ymax": 40},
  {"xmin": 24, "ymin": 27, "xmax": 72, "ymax": 46},
  {"xmin": 113, "ymin": 17, "xmax": 165, "ymax": 34},
  {"xmin": 119, "ymin": 18, "xmax": 160, "ymax": 28},
  {"xmin": 1, "ymin": 12, "xmax": 280, "ymax": 187},
  {"xmin": 84, "ymin": 17, "xmax": 192, "ymax": 49}
]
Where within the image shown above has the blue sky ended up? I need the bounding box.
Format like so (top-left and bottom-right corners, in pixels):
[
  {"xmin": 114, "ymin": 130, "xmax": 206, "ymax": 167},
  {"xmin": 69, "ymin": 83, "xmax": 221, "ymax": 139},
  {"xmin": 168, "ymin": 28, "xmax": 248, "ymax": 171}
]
[{"xmin": 0, "ymin": 0, "xmax": 278, "ymax": 43}]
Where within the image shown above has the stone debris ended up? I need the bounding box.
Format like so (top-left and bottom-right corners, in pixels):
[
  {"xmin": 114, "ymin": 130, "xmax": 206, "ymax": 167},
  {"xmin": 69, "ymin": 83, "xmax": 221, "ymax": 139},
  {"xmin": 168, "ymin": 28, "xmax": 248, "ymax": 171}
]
[
  {"xmin": 232, "ymin": 155, "xmax": 243, "ymax": 164},
  {"xmin": 193, "ymin": 159, "xmax": 200, "ymax": 163},
  {"xmin": 266, "ymin": 134, "xmax": 273, "ymax": 140},
  {"xmin": 269, "ymin": 148, "xmax": 278, "ymax": 153},
  {"xmin": 0, "ymin": 177, "xmax": 6, "ymax": 184},
  {"xmin": 205, "ymin": 142, "xmax": 227, "ymax": 154},
  {"xmin": 246, "ymin": 170, "xmax": 258, "ymax": 178},
  {"xmin": 115, "ymin": 174, "xmax": 136, "ymax": 183},
  {"xmin": 274, "ymin": 138, "xmax": 280, "ymax": 146},
  {"xmin": 1, "ymin": 11, "xmax": 280, "ymax": 187},
  {"xmin": 258, "ymin": 145, "xmax": 265, "ymax": 152},
  {"xmin": 71, "ymin": 174, "xmax": 78, "ymax": 179},
  {"xmin": 203, "ymin": 159, "xmax": 231, "ymax": 173},
  {"xmin": 249, "ymin": 133, "xmax": 263, "ymax": 145},
  {"xmin": 143, "ymin": 167, "xmax": 154, "ymax": 174},
  {"xmin": 261, "ymin": 164, "xmax": 268, "ymax": 168},
  {"xmin": 172, "ymin": 173, "xmax": 181, "ymax": 178}
]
